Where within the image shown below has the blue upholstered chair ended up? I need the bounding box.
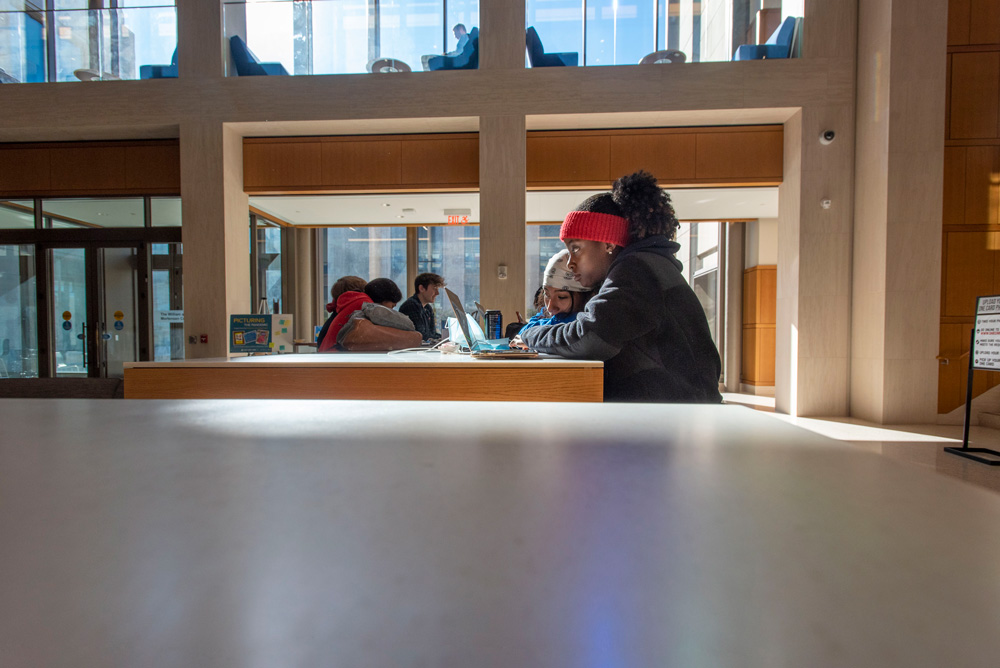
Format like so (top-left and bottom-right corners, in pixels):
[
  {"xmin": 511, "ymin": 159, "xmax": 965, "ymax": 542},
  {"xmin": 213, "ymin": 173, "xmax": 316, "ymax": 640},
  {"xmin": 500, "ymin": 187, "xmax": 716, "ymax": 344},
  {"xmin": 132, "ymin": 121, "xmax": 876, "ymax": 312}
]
[
  {"xmin": 229, "ymin": 35, "xmax": 290, "ymax": 76},
  {"xmin": 733, "ymin": 16, "xmax": 798, "ymax": 61},
  {"xmin": 139, "ymin": 48, "xmax": 178, "ymax": 79},
  {"xmin": 428, "ymin": 27, "xmax": 479, "ymax": 71},
  {"xmin": 525, "ymin": 27, "xmax": 578, "ymax": 67}
]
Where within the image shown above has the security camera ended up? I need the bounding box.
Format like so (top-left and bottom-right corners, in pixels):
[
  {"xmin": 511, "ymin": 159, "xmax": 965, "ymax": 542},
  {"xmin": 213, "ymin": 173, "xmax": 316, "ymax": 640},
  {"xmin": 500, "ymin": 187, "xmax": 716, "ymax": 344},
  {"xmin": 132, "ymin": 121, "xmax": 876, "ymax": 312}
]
[{"xmin": 820, "ymin": 130, "xmax": 835, "ymax": 145}]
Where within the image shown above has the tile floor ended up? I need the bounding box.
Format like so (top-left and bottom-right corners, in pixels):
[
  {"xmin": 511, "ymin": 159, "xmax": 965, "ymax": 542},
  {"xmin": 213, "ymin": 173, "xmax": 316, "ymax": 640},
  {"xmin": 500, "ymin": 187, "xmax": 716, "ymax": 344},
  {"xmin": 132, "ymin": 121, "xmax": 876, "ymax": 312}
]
[{"xmin": 723, "ymin": 393, "xmax": 1000, "ymax": 495}]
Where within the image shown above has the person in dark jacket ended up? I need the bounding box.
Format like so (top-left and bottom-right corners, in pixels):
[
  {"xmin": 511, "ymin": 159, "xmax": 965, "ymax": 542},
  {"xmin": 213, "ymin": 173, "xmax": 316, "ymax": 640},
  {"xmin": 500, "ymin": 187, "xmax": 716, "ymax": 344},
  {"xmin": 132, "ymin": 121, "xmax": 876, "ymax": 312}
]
[
  {"xmin": 316, "ymin": 275, "xmax": 366, "ymax": 345},
  {"xmin": 515, "ymin": 170, "xmax": 722, "ymax": 403},
  {"xmin": 399, "ymin": 272, "xmax": 445, "ymax": 341}
]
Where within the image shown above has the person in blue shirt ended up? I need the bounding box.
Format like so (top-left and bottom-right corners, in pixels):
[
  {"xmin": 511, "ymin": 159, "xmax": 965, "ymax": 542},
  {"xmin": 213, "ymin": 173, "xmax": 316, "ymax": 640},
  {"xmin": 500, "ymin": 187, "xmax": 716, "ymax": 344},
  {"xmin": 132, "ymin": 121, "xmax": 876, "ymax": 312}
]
[
  {"xmin": 421, "ymin": 24, "xmax": 470, "ymax": 70},
  {"xmin": 518, "ymin": 249, "xmax": 593, "ymax": 334}
]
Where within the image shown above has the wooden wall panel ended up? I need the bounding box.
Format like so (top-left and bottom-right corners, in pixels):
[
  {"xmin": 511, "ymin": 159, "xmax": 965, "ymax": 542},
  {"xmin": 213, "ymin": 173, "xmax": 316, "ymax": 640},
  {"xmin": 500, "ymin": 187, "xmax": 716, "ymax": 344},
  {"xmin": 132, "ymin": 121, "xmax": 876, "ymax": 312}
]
[
  {"xmin": 964, "ymin": 146, "xmax": 999, "ymax": 225},
  {"xmin": 526, "ymin": 135, "xmax": 610, "ymax": 186},
  {"xmin": 948, "ymin": 0, "xmax": 971, "ymax": 46},
  {"xmin": 943, "ymin": 231, "xmax": 997, "ymax": 316},
  {"xmin": 243, "ymin": 142, "xmax": 323, "ymax": 190},
  {"xmin": 608, "ymin": 133, "xmax": 697, "ymax": 182},
  {"xmin": 0, "ymin": 141, "xmax": 180, "ymax": 197},
  {"xmin": 969, "ymin": 0, "xmax": 1000, "ymax": 45},
  {"xmin": 742, "ymin": 265, "xmax": 776, "ymax": 386},
  {"xmin": 321, "ymin": 140, "xmax": 401, "ymax": 187},
  {"xmin": 943, "ymin": 146, "xmax": 966, "ymax": 227},
  {"xmin": 49, "ymin": 146, "xmax": 127, "ymax": 191},
  {"xmin": 949, "ymin": 52, "xmax": 1000, "ymax": 139},
  {"xmin": 695, "ymin": 130, "xmax": 783, "ymax": 181},
  {"xmin": 125, "ymin": 144, "xmax": 181, "ymax": 192},
  {"xmin": 0, "ymin": 148, "xmax": 51, "ymax": 193},
  {"xmin": 400, "ymin": 137, "xmax": 479, "ymax": 186}
]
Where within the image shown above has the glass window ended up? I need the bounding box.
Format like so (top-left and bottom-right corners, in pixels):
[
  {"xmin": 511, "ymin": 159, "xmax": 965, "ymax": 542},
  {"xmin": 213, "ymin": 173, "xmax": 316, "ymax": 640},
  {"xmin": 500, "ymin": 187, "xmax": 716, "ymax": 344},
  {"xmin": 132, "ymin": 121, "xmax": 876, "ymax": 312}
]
[
  {"xmin": 525, "ymin": 0, "xmax": 583, "ymax": 63},
  {"xmin": 525, "ymin": 223, "xmax": 563, "ymax": 317},
  {"xmin": 243, "ymin": 0, "xmax": 295, "ymax": 75},
  {"xmin": 151, "ymin": 242, "xmax": 183, "ymax": 361},
  {"xmin": 50, "ymin": 247, "xmax": 88, "ymax": 377},
  {"xmin": 320, "ymin": 226, "xmax": 408, "ymax": 309},
  {"xmin": 0, "ymin": 200, "xmax": 34, "ymax": 229},
  {"xmin": 42, "ymin": 198, "xmax": 145, "ymax": 228},
  {"xmin": 675, "ymin": 221, "xmax": 720, "ymax": 343},
  {"xmin": 0, "ymin": 244, "xmax": 38, "ymax": 377},
  {"xmin": 585, "ymin": 0, "xmax": 654, "ymax": 66},
  {"xmin": 446, "ymin": 0, "xmax": 479, "ymax": 52},
  {"xmin": 151, "ymin": 197, "xmax": 181, "ymax": 227},
  {"xmin": 311, "ymin": 0, "xmax": 369, "ymax": 75},
  {"xmin": 379, "ymin": 0, "xmax": 443, "ymax": 74},
  {"xmin": 418, "ymin": 224, "xmax": 479, "ymax": 328},
  {"xmin": 255, "ymin": 222, "xmax": 283, "ymax": 313}
]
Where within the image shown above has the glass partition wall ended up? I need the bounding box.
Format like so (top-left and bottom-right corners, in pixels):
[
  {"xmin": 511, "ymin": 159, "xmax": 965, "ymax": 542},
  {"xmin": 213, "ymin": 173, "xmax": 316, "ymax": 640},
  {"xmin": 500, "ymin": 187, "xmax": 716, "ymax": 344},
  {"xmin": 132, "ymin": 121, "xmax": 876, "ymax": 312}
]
[
  {"xmin": 0, "ymin": 197, "xmax": 181, "ymax": 377},
  {"xmin": 225, "ymin": 0, "xmax": 480, "ymax": 76},
  {"xmin": 0, "ymin": 1, "xmax": 178, "ymax": 83}
]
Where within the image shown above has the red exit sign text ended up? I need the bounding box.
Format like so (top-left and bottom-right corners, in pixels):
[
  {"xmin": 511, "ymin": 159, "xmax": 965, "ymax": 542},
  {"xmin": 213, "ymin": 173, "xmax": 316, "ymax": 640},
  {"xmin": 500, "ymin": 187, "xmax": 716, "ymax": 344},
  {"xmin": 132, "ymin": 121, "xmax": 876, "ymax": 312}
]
[{"xmin": 447, "ymin": 215, "xmax": 470, "ymax": 224}]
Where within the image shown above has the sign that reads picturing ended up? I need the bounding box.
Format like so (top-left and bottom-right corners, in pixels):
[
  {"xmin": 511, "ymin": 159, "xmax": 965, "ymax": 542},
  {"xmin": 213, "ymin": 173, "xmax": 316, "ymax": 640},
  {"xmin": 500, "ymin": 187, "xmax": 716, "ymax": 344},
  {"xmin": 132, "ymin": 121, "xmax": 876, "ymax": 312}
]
[
  {"xmin": 973, "ymin": 295, "xmax": 1000, "ymax": 371},
  {"xmin": 230, "ymin": 314, "xmax": 273, "ymax": 354}
]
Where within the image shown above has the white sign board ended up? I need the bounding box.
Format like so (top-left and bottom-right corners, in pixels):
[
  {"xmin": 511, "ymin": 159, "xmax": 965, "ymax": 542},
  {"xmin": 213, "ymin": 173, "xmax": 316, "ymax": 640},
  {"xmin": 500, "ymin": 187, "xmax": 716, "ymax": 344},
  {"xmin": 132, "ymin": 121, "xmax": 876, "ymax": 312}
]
[
  {"xmin": 157, "ymin": 310, "xmax": 184, "ymax": 323},
  {"xmin": 973, "ymin": 296, "xmax": 1000, "ymax": 371}
]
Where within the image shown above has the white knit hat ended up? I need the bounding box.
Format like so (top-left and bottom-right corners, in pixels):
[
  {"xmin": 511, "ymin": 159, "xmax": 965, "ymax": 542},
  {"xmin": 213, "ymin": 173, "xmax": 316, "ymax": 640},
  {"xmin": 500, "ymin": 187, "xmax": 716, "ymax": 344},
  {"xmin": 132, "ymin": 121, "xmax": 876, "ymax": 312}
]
[{"xmin": 543, "ymin": 249, "xmax": 588, "ymax": 292}]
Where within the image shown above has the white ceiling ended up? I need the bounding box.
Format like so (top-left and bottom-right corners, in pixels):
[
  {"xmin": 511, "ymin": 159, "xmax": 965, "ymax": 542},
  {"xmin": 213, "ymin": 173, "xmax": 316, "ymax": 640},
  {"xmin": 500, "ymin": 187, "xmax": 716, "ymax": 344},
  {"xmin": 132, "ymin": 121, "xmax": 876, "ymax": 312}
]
[{"xmin": 249, "ymin": 187, "xmax": 778, "ymax": 226}]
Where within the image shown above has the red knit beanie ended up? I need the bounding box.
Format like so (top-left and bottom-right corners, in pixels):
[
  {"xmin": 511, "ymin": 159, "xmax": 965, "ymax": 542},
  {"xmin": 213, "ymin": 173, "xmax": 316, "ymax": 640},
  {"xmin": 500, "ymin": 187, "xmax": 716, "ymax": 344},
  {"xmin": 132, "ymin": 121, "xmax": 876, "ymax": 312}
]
[{"xmin": 559, "ymin": 211, "xmax": 630, "ymax": 247}]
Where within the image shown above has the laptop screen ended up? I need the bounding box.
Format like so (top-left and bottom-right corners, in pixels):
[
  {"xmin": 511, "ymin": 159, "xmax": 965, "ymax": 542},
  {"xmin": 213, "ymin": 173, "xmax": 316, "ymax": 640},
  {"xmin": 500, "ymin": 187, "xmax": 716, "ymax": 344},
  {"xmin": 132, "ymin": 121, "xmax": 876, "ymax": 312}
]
[{"xmin": 444, "ymin": 288, "xmax": 482, "ymax": 351}]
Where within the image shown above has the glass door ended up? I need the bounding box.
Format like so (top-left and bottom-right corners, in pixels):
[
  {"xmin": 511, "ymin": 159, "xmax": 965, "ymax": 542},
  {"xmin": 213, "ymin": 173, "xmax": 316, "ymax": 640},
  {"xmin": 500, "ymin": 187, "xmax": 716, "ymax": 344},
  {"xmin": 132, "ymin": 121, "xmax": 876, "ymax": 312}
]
[
  {"xmin": 43, "ymin": 243, "xmax": 146, "ymax": 379},
  {"xmin": 50, "ymin": 247, "xmax": 90, "ymax": 377}
]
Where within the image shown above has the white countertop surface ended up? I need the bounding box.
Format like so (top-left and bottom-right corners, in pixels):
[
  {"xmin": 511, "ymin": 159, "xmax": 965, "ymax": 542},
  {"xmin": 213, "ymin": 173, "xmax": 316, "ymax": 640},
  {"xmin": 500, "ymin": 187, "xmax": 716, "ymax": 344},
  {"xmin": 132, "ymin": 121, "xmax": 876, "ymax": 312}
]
[
  {"xmin": 1, "ymin": 399, "xmax": 998, "ymax": 667},
  {"xmin": 125, "ymin": 352, "xmax": 602, "ymax": 369}
]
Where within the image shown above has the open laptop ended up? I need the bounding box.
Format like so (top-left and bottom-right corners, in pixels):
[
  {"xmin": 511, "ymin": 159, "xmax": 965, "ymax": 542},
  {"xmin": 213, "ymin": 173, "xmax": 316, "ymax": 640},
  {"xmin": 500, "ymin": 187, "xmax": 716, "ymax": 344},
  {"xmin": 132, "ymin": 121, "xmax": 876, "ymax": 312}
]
[{"xmin": 444, "ymin": 288, "xmax": 538, "ymax": 359}]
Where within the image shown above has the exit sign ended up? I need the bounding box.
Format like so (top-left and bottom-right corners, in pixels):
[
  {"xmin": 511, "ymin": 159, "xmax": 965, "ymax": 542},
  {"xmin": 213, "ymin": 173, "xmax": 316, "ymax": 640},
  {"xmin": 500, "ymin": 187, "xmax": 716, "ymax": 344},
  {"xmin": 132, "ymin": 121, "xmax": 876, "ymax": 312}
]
[{"xmin": 447, "ymin": 215, "xmax": 470, "ymax": 224}]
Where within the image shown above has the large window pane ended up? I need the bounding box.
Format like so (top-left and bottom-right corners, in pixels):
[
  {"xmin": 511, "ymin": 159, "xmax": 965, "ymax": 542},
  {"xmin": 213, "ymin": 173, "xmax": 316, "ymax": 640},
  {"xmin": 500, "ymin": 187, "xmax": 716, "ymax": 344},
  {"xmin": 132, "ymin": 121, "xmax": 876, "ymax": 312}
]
[
  {"xmin": 51, "ymin": 247, "xmax": 88, "ymax": 377},
  {"xmin": 0, "ymin": 244, "xmax": 37, "ymax": 377},
  {"xmin": 243, "ymin": 0, "xmax": 294, "ymax": 74},
  {"xmin": 151, "ymin": 242, "xmax": 183, "ymax": 361},
  {"xmin": 0, "ymin": 200, "xmax": 34, "ymax": 229},
  {"xmin": 379, "ymin": 0, "xmax": 443, "ymax": 74},
  {"xmin": 255, "ymin": 223, "xmax": 283, "ymax": 313},
  {"xmin": 446, "ymin": 0, "xmax": 479, "ymax": 52},
  {"xmin": 151, "ymin": 196, "xmax": 181, "ymax": 227},
  {"xmin": 585, "ymin": 0, "xmax": 654, "ymax": 66},
  {"xmin": 418, "ymin": 224, "xmax": 479, "ymax": 327},
  {"xmin": 312, "ymin": 0, "xmax": 369, "ymax": 75},
  {"xmin": 525, "ymin": 224, "xmax": 563, "ymax": 317},
  {"xmin": 43, "ymin": 198, "xmax": 145, "ymax": 228},
  {"xmin": 525, "ymin": 0, "xmax": 583, "ymax": 63},
  {"xmin": 320, "ymin": 225, "xmax": 408, "ymax": 312},
  {"xmin": 675, "ymin": 221, "xmax": 720, "ymax": 343}
]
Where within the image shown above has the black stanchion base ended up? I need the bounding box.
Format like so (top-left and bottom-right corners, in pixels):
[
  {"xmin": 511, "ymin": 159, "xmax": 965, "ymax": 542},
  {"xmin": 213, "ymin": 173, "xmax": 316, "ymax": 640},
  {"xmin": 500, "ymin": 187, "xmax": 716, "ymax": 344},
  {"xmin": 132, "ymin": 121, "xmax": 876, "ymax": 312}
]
[{"xmin": 944, "ymin": 447, "xmax": 1000, "ymax": 466}]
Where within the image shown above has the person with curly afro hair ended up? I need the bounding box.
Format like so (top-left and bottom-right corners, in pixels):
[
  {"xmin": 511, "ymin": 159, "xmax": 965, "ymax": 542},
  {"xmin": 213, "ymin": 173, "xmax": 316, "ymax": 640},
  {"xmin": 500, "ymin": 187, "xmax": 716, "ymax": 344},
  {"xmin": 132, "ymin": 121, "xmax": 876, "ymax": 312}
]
[{"xmin": 514, "ymin": 170, "xmax": 722, "ymax": 403}]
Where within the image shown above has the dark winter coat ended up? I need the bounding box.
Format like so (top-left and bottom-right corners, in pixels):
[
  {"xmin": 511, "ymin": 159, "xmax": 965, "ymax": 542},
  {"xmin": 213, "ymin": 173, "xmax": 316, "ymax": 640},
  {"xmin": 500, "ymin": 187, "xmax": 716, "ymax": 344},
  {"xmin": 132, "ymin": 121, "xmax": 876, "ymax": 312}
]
[
  {"xmin": 399, "ymin": 294, "xmax": 439, "ymax": 340},
  {"xmin": 520, "ymin": 236, "xmax": 723, "ymax": 403}
]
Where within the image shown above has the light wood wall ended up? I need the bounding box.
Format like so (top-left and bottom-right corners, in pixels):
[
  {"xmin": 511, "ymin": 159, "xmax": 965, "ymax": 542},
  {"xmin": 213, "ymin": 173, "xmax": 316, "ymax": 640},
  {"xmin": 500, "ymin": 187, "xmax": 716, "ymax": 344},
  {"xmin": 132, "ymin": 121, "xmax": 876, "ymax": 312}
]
[
  {"xmin": 241, "ymin": 126, "xmax": 783, "ymax": 193},
  {"xmin": 940, "ymin": 0, "xmax": 1000, "ymax": 413},
  {"xmin": 742, "ymin": 265, "xmax": 776, "ymax": 386},
  {"xmin": 0, "ymin": 140, "xmax": 180, "ymax": 197}
]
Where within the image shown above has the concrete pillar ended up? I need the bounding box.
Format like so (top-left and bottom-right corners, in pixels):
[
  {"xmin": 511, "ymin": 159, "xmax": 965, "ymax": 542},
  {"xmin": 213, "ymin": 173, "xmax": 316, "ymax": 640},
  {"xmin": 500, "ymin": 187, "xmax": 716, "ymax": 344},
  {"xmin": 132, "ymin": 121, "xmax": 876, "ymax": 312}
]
[
  {"xmin": 176, "ymin": 0, "xmax": 225, "ymax": 79},
  {"xmin": 723, "ymin": 222, "xmax": 744, "ymax": 392},
  {"xmin": 479, "ymin": 115, "xmax": 526, "ymax": 325},
  {"xmin": 180, "ymin": 122, "xmax": 250, "ymax": 358},
  {"xmin": 292, "ymin": 227, "xmax": 315, "ymax": 341},
  {"xmin": 480, "ymin": 0, "xmax": 524, "ymax": 70},
  {"xmin": 850, "ymin": 0, "xmax": 947, "ymax": 423}
]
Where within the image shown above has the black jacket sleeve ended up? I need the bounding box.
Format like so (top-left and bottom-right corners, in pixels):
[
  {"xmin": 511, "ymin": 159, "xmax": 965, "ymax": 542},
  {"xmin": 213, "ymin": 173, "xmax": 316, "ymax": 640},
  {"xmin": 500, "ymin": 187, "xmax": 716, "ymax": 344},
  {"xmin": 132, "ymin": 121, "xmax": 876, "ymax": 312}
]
[{"xmin": 519, "ymin": 259, "xmax": 662, "ymax": 360}]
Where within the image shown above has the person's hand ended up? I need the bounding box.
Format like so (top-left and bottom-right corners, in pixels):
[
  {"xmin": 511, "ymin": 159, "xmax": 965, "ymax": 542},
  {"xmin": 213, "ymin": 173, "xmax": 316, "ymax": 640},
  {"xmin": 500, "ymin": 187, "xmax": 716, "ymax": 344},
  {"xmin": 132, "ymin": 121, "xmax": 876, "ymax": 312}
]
[{"xmin": 509, "ymin": 335, "xmax": 527, "ymax": 350}]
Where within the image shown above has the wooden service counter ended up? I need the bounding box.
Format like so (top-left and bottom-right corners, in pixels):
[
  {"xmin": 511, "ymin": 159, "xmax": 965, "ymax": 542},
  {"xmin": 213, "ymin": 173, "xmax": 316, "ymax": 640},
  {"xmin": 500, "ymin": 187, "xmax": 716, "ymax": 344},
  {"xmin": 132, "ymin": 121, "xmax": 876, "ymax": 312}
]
[{"xmin": 123, "ymin": 353, "xmax": 604, "ymax": 401}]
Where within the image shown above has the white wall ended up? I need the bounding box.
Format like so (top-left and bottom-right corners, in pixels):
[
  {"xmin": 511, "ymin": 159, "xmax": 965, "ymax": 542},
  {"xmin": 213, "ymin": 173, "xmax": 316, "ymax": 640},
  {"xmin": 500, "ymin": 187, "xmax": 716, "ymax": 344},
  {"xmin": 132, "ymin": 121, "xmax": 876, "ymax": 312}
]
[{"xmin": 745, "ymin": 218, "xmax": 778, "ymax": 268}]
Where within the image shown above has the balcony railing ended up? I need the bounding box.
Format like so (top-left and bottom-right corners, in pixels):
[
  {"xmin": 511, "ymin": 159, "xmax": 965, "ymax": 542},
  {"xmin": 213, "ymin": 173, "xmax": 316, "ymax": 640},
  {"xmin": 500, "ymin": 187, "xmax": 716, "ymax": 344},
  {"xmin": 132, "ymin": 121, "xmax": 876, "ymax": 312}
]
[{"xmin": 0, "ymin": 5, "xmax": 177, "ymax": 83}]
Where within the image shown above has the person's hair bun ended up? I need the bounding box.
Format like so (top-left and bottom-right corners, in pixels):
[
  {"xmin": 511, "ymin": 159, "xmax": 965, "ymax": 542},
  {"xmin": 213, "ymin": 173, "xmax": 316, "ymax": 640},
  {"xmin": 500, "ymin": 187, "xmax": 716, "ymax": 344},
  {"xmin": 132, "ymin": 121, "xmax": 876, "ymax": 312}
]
[{"xmin": 611, "ymin": 170, "xmax": 679, "ymax": 241}]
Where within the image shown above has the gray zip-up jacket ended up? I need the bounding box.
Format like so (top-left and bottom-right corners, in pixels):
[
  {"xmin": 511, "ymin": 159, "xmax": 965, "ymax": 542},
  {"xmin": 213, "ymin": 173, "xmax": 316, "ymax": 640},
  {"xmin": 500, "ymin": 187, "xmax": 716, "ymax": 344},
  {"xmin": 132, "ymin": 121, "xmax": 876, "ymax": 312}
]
[{"xmin": 520, "ymin": 236, "xmax": 723, "ymax": 403}]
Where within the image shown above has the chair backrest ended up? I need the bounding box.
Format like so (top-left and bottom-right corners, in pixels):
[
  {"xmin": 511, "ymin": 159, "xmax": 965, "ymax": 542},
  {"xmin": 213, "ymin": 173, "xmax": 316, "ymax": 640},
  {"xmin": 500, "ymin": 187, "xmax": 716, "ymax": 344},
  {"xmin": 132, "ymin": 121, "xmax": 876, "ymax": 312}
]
[
  {"xmin": 525, "ymin": 26, "xmax": 544, "ymax": 66},
  {"xmin": 229, "ymin": 35, "xmax": 267, "ymax": 76},
  {"xmin": 767, "ymin": 16, "xmax": 797, "ymax": 47}
]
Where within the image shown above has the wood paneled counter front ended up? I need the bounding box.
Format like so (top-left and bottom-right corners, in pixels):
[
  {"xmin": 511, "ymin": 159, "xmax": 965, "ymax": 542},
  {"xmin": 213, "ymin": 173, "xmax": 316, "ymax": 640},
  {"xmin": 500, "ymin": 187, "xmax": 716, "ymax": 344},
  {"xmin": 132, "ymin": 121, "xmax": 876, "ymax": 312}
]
[{"xmin": 123, "ymin": 353, "xmax": 603, "ymax": 401}]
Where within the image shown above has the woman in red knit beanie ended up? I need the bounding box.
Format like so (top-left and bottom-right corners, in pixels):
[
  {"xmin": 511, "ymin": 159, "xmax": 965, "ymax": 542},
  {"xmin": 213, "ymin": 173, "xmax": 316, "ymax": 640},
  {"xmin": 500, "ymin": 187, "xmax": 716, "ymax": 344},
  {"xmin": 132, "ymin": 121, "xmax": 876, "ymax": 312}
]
[{"xmin": 515, "ymin": 170, "xmax": 722, "ymax": 403}]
